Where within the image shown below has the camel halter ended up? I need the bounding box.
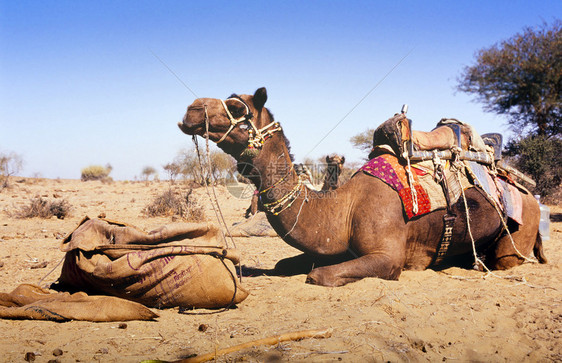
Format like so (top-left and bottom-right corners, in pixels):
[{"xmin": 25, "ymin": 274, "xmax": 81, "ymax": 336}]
[{"xmin": 216, "ymin": 96, "xmax": 282, "ymax": 151}]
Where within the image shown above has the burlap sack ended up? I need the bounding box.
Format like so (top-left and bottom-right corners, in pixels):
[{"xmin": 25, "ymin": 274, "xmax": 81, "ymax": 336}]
[
  {"xmin": 57, "ymin": 217, "xmax": 249, "ymax": 309},
  {"xmin": 0, "ymin": 284, "xmax": 158, "ymax": 322}
]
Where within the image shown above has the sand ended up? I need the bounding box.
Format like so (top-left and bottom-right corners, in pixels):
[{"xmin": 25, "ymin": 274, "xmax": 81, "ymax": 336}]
[{"xmin": 0, "ymin": 178, "xmax": 560, "ymax": 362}]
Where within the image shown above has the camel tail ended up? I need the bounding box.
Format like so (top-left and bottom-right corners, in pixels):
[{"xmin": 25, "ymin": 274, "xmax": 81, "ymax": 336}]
[{"xmin": 533, "ymin": 233, "xmax": 548, "ymax": 264}]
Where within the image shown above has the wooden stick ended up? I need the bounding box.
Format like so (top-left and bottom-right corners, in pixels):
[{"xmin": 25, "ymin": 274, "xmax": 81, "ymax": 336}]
[{"xmin": 175, "ymin": 328, "xmax": 333, "ymax": 363}]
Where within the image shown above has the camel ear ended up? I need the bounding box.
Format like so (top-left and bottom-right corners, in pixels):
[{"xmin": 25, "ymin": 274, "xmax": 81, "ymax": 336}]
[
  {"xmin": 325, "ymin": 156, "xmax": 330, "ymax": 163},
  {"xmin": 253, "ymin": 87, "xmax": 268, "ymax": 110},
  {"xmin": 341, "ymin": 156, "xmax": 345, "ymax": 164}
]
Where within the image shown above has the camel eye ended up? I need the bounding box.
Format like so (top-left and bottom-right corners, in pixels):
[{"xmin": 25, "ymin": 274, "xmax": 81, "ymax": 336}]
[{"xmin": 225, "ymin": 101, "xmax": 247, "ymax": 118}]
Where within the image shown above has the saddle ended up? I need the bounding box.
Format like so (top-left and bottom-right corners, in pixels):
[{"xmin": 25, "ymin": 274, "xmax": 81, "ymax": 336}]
[
  {"xmin": 370, "ymin": 112, "xmax": 489, "ymax": 161},
  {"xmin": 368, "ymin": 107, "xmax": 532, "ymax": 265}
]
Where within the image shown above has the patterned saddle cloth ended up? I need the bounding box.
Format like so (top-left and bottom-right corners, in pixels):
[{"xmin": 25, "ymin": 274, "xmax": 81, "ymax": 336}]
[{"xmin": 357, "ymin": 153, "xmax": 523, "ymax": 224}]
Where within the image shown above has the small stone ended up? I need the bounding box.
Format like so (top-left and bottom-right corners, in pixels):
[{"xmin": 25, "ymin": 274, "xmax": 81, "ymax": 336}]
[
  {"xmin": 198, "ymin": 324, "xmax": 208, "ymax": 332},
  {"xmin": 24, "ymin": 352, "xmax": 36, "ymax": 362},
  {"xmin": 98, "ymin": 347, "xmax": 109, "ymax": 354},
  {"xmin": 30, "ymin": 261, "xmax": 48, "ymax": 269},
  {"xmin": 52, "ymin": 348, "xmax": 63, "ymax": 356},
  {"xmin": 118, "ymin": 323, "xmax": 127, "ymax": 329}
]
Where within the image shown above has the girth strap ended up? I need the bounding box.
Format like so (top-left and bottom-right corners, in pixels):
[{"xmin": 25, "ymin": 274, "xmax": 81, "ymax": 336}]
[{"xmin": 432, "ymin": 156, "xmax": 457, "ymax": 265}]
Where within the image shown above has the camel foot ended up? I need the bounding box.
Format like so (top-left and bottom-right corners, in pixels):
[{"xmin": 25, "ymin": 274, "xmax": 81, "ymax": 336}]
[
  {"xmin": 305, "ymin": 254, "xmax": 402, "ymax": 286},
  {"xmin": 305, "ymin": 266, "xmax": 361, "ymax": 287}
]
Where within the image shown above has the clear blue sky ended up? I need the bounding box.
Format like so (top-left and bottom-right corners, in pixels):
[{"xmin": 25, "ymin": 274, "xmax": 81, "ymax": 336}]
[{"xmin": 1, "ymin": 1, "xmax": 560, "ymax": 180}]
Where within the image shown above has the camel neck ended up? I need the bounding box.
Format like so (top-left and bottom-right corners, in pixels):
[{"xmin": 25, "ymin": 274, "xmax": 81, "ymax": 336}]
[{"xmin": 252, "ymin": 133, "xmax": 299, "ymax": 208}]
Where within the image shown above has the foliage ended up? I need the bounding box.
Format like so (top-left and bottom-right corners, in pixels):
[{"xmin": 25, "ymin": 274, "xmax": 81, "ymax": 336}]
[
  {"xmin": 81, "ymin": 164, "xmax": 112, "ymax": 181},
  {"xmin": 457, "ymin": 21, "xmax": 561, "ymax": 137},
  {"xmin": 141, "ymin": 166, "xmax": 158, "ymax": 181},
  {"xmin": 350, "ymin": 128, "xmax": 375, "ymax": 155},
  {"xmin": 142, "ymin": 189, "xmax": 206, "ymax": 221},
  {"xmin": 163, "ymin": 162, "xmax": 181, "ymax": 183},
  {"xmin": 504, "ymin": 135, "xmax": 562, "ymax": 198},
  {"xmin": 15, "ymin": 197, "xmax": 72, "ymax": 219},
  {"xmin": 171, "ymin": 147, "xmax": 236, "ymax": 185},
  {"xmin": 0, "ymin": 151, "xmax": 23, "ymax": 190}
]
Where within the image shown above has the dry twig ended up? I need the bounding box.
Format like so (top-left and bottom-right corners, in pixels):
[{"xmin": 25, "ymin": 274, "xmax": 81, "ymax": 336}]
[{"xmin": 173, "ymin": 328, "xmax": 333, "ymax": 363}]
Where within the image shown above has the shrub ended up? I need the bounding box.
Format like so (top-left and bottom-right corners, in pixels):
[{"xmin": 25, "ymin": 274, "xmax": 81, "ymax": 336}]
[
  {"xmin": 141, "ymin": 166, "xmax": 158, "ymax": 181},
  {"xmin": 0, "ymin": 151, "xmax": 23, "ymax": 190},
  {"xmin": 81, "ymin": 164, "xmax": 112, "ymax": 181},
  {"xmin": 142, "ymin": 189, "xmax": 206, "ymax": 221},
  {"xmin": 15, "ymin": 197, "xmax": 72, "ymax": 219},
  {"xmin": 504, "ymin": 135, "xmax": 562, "ymax": 199}
]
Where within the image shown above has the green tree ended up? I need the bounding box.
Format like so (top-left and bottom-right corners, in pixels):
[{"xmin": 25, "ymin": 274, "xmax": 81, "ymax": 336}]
[
  {"xmin": 504, "ymin": 135, "xmax": 562, "ymax": 198},
  {"xmin": 458, "ymin": 21, "xmax": 561, "ymax": 198},
  {"xmin": 457, "ymin": 21, "xmax": 561, "ymax": 137}
]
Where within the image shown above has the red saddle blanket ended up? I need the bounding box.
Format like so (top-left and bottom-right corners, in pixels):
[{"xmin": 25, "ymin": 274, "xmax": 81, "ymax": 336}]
[
  {"xmin": 357, "ymin": 154, "xmax": 524, "ymax": 225},
  {"xmin": 358, "ymin": 154, "xmax": 432, "ymax": 219}
]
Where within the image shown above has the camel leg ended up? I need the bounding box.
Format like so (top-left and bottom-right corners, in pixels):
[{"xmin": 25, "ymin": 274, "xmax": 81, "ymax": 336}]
[
  {"xmin": 487, "ymin": 193, "xmax": 545, "ymax": 269},
  {"xmin": 305, "ymin": 253, "xmax": 402, "ymax": 287}
]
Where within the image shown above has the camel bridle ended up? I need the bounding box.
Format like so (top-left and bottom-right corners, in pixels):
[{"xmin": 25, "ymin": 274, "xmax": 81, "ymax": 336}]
[{"xmin": 212, "ymin": 96, "xmax": 282, "ymax": 150}]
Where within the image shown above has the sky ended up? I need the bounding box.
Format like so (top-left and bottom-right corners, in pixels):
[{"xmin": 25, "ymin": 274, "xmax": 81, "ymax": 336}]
[{"xmin": 1, "ymin": 1, "xmax": 561, "ymax": 180}]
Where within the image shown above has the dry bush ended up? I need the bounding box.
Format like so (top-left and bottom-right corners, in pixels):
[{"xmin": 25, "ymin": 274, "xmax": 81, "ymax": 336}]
[
  {"xmin": 1, "ymin": 151, "xmax": 23, "ymax": 191},
  {"xmin": 142, "ymin": 189, "xmax": 206, "ymax": 221},
  {"xmin": 15, "ymin": 197, "xmax": 72, "ymax": 219},
  {"xmin": 81, "ymin": 164, "xmax": 113, "ymax": 182}
]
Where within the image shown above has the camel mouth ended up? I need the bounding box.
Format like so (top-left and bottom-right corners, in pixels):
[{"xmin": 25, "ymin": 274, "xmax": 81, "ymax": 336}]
[{"xmin": 177, "ymin": 121, "xmax": 202, "ymax": 136}]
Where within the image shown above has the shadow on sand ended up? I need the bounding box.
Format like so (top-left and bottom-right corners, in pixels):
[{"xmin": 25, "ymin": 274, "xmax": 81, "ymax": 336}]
[{"xmin": 240, "ymin": 252, "xmax": 355, "ymax": 278}]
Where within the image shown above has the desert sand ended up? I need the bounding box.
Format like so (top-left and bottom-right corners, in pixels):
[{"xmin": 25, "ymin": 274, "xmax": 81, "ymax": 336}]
[{"xmin": 0, "ymin": 178, "xmax": 560, "ymax": 362}]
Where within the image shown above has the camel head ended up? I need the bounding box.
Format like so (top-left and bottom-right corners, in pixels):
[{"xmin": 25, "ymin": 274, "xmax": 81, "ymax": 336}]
[
  {"xmin": 325, "ymin": 154, "xmax": 345, "ymax": 174},
  {"xmin": 178, "ymin": 87, "xmax": 278, "ymax": 160}
]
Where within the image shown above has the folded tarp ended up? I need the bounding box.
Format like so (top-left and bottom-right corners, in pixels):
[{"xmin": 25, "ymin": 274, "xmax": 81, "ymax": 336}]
[
  {"xmin": 0, "ymin": 284, "xmax": 158, "ymax": 321},
  {"xmin": 56, "ymin": 217, "xmax": 249, "ymax": 309}
]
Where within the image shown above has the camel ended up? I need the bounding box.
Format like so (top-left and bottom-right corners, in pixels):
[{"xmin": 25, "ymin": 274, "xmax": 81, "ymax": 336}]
[
  {"xmin": 321, "ymin": 154, "xmax": 345, "ymax": 191},
  {"xmin": 178, "ymin": 87, "xmax": 547, "ymax": 287},
  {"xmin": 245, "ymin": 154, "xmax": 345, "ymax": 218}
]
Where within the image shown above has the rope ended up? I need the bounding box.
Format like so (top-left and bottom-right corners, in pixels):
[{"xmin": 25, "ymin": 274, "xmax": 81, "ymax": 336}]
[
  {"xmin": 191, "ymin": 105, "xmax": 241, "ymax": 281},
  {"xmin": 455, "ymin": 161, "xmax": 537, "ymax": 280},
  {"xmin": 456, "ymin": 170, "xmax": 494, "ymax": 275},
  {"xmin": 405, "ymin": 151, "xmax": 419, "ymax": 215},
  {"xmin": 463, "ymin": 164, "xmax": 537, "ymax": 264},
  {"xmin": 178, "ymin": 252, "xmax": 239, "ymax": 315},
  {"xmin": 37, "ymin": 255, "xmax": 65, "ymax": 288},
  {"xmin": 282, "ymin": 187, "xmax": 308, "ymax": 239}
]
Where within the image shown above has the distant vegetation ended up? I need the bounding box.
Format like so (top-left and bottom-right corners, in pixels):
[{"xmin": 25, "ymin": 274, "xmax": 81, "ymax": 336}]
[
  {"xmin": 165, "ymin": 147, "xmax": 236, "ymax": 185},
  {"xmin": 142, "ymin": 188, "xmax": 205, "ymax": 221},
  {"xmin": 81, "ymin": 164, "xmax": 113, "ymax": 182},
  {"xmin": 141, "ymin": 166, "xmax": 158, "ymax": 182},
  {"xmin": 0, "ymin": 151, "xmax": 23, "ymax": 191},
  {"xmin": 15, "ymin": 196, "xmax": 71, "ymax": 219}
]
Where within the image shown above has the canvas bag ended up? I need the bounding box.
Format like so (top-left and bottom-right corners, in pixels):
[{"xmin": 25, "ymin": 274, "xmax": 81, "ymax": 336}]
[
  {"xmin": 0, "ymin": 284, "xmax": 158, "ymax": 322},
  {"xmin": 57, "ymin": 217, "xmax": 249, "ymax": 309}
]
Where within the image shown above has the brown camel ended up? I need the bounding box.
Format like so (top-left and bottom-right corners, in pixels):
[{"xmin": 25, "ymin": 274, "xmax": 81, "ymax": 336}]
[
  {"xmin": 321, "ymin": 154, "xmax": 345, "ymax": 191},
  {"xmin": 178, "ymin": 87, "xmax": 547, "ymax": 287}
]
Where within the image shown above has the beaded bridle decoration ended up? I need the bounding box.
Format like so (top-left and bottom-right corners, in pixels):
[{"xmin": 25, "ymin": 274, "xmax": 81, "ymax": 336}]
[{"xmin": 204, "ymin": 96, "xmax": 304, "ymax": 216}]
